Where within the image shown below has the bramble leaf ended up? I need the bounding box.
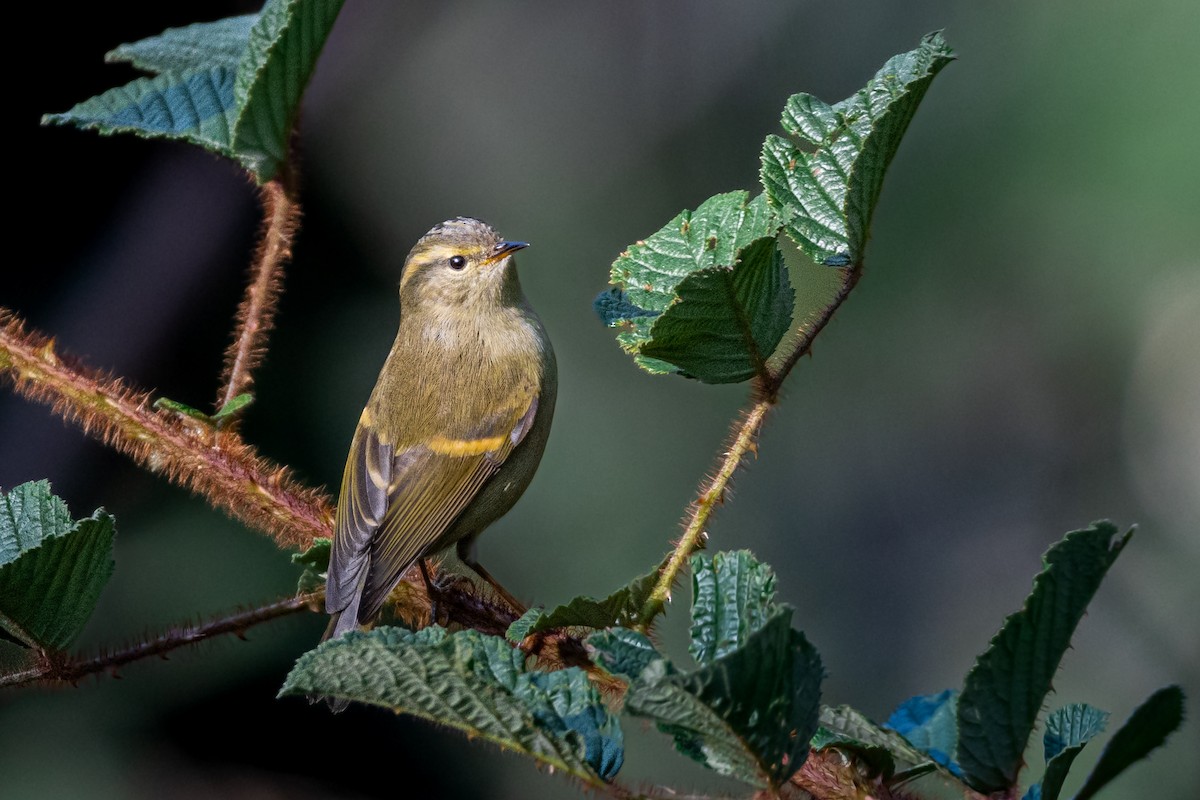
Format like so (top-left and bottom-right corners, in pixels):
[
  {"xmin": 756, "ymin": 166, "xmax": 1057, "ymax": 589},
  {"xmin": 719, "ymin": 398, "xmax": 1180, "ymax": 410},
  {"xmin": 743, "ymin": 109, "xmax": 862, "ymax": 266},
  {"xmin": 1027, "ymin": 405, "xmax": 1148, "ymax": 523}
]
[
  {"xmin": 1074, "ymin": 686, "xmax": 1185, "ymax": 800},
  {"xmin": 280, "ymin": 626, "xmax": 623, "ymax": 784},
  {"xmin": 291, "ymin": 537, "xmax": 330, "ymax": 594},
  {"xmin": 689, "ymin": 550, "xmax": 777, "ymax": 664},
  {"xmin": 956, "ymin": 522, "xmax": 1131, "ymax": 792},
  {"xmin": 43, "ymin": 0, "xmax": 344, "ymax": 182},
  {"xmin": 760, "ymin": 31, "xmax": 954, "ymax": 266},
  {"xmin": 0, "ymin": 481, "xmax": 115, "ymax": 651},
  {"xmin": 1031, "ymin": 703, "xmax": 1109, "ymax": 800},
  {"xmin": 597, "ymin": 192, "xmax": 792, "ymax": 383}
]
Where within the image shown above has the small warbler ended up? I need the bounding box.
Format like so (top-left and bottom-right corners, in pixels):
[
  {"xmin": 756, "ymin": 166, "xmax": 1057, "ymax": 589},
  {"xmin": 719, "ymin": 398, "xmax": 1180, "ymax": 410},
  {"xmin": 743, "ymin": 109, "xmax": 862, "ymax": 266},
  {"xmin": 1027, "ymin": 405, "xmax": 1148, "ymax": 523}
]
[{"xmin": 324, "ymin": 217, "xmax": 556, "ymax": 644}]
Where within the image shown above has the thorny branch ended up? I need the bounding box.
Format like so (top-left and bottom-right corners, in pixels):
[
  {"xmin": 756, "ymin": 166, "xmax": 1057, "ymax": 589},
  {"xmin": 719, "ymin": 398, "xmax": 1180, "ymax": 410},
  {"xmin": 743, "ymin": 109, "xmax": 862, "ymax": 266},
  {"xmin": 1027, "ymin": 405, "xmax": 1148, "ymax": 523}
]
[
  {"xmin": 216, "ymin": 174, "xmax": 301, "ymax": 423},
  {"xmin": 0, "ymin": 592, "xmax": 322, "ymax": 688},
  {"xmin": 638, "ymin": 265, "xmax": 862, "ymax": 630}
]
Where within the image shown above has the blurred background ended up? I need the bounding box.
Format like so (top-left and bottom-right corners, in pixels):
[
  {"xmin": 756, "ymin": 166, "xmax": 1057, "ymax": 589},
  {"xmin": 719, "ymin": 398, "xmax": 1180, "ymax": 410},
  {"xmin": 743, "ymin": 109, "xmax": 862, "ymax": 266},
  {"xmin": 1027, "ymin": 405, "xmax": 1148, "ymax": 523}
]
[{"xmin": 2, "ymin": 1, "xmax": 1197, "ymax": 798}]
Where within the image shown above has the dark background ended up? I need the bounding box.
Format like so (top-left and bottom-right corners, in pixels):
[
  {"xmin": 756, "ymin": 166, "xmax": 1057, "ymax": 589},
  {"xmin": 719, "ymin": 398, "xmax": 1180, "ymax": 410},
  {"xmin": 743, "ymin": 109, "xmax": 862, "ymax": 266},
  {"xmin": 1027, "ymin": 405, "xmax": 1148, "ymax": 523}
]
[{"xmin": 2, "ymin": 1, "xmax": 1197, "ymax": 798}]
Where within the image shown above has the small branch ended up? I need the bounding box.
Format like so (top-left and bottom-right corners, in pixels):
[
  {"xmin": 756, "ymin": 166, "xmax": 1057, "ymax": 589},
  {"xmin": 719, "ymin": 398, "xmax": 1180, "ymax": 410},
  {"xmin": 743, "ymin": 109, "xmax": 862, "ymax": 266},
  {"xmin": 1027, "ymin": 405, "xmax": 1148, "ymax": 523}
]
[
  {"xmin": 0, "ymin": 591, "xmax": 321, "ymax": 688},
  {"xmin": 637, "ymin": 396, "xmax": 773, "ymax": 630},
  {"xmin": 216, "ymin": 175, "xmax": 301, "ymax": 421},
  {"xmin": 0, "ymin": 308, "xmax": 333, "ymax": 550},
  {"xmin": 638, "ymin": 265, "xmax": 861, "ymax": 630}
]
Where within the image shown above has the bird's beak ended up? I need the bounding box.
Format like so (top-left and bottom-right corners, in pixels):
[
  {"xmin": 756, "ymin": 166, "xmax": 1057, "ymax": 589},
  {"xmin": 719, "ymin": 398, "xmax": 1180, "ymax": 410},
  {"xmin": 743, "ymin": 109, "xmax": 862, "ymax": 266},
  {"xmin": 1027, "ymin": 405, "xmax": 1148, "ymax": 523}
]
[{"xmin": 481, "ymin": 240, "xmax": 529, "ymax": 267}]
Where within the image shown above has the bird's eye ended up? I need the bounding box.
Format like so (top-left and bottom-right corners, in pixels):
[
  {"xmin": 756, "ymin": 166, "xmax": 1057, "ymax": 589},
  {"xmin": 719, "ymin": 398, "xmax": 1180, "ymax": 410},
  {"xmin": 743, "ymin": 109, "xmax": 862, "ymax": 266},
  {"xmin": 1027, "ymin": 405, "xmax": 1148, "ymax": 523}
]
[{"xmin": 449, "ymin": 255, "xmax": 467, "ymax": 270}]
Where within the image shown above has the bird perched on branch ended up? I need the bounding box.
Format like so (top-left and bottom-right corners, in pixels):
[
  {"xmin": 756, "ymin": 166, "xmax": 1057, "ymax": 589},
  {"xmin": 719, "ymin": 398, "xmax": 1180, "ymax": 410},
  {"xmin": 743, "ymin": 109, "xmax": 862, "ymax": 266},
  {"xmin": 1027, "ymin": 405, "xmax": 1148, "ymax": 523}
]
[{"xmin": 324, "ymin": 217, "xmax": 556, "ymax": 651}]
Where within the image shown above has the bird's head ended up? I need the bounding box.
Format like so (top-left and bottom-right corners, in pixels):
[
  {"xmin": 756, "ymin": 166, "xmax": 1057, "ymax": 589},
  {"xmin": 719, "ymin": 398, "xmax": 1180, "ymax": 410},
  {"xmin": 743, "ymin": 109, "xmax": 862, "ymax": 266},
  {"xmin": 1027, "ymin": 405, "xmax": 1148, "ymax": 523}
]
[{"xmin": 398, "ymin": 217, "xmax": 529, "ymax": 312}]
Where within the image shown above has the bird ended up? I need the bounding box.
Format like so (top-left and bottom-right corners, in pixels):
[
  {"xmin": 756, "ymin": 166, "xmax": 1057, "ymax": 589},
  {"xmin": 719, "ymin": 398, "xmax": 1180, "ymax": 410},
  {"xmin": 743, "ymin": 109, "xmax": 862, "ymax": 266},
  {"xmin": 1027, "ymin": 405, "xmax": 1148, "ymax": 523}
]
[{"xmin": 323, "ymin": 216, "xmax": 556, "ymax": 649}]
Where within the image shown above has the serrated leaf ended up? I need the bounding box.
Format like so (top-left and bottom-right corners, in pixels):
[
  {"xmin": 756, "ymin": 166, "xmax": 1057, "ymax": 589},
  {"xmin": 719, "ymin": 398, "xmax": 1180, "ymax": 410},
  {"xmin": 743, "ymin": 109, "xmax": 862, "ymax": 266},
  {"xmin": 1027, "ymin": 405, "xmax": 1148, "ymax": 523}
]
[
  {"xmin": 154, "ymin": 396, "xmax": 213, "ymax": 422},
  {"xmin": 44, "ymin": 0, "xmax": 344, "ymax": 182},
  {"xmin": 956, "ymin": 522, "xmax": 1131, "ymax": 793},
  {"xmin": 1073, "ymin": 686, "xmax": 1185, "ymax": 800},
  {"xmin": 212, "ymin": 392, "xmax": 254, "ymax": 420},
  {"xmin": 760, "ymin": 31, "xmax": 954, "ymax": 266},
  {"xmin": 106, "ymin": 15, "xmax": 257, "ymax": 73},
  {"xmin": 886, "ymin": 689, "xmax": 964, "ymax": 777},
  {"xmin": 518, "ymin": 568, "xmax": 659, "ymax": 637},
  {"xmin": 280, "ymin": 626, "xmax": 623, "ymax": 783},
  {"xmin": 1032, "ymin": 704, "xmax": 1109, "ymax": 800},
  {"xmin": 43, "ymin": 68, "xmax": 240, "ymax": 155},
  {"xmin": 230, "ymin": 0, "xmax": 345, "ymax": 179},
  {"xmin": 820, "ymin": 705, "xmax": 938, "ymax": 775},
  {"xmin": 811, "ymin": 726, "xmax": 896, "ymax": 778},
  {"xmin": 588, "ymin": 627, "xmax": 665, "ymax": 682},
  {"xmin": 598, "ymin": 191, "xmax": 792, "ymax": 383},
  {"xmin": 623, "ymin": 609, "xmax": 823, "ymax": 790},
  {"xmin": 0, "ymin": 481, "xmax": 115, "ymax": 650},
  {"xmin": 689, "ymin": 550, "xmax": 777, "ymax": 665},
  {"xmin": 291, "ymin": 537, "xmax": 330, "ymax": 594}
]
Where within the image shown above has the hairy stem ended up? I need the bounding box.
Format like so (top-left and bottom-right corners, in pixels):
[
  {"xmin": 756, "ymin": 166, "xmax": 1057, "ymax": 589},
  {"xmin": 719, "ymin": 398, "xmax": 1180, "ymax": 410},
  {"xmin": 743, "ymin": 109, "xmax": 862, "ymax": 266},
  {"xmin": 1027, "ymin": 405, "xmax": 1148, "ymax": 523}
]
[
  {"xmin": 0, "ymin": 592, "xmax": 321, "ymax": 688},
  {"xmin": 216, "ymin": 176, "xmax": 301, "ymax": 421},
  {"xmin": 637, "ymin": 397, "xmax": 773, "ymax": 630},
  {"xmin": 638, "ymin": 265, "xmax": 861, "ymax": 629},
  {"xmin": 0, "ymin": 309, "xmax": 333, "ymax": 550}
]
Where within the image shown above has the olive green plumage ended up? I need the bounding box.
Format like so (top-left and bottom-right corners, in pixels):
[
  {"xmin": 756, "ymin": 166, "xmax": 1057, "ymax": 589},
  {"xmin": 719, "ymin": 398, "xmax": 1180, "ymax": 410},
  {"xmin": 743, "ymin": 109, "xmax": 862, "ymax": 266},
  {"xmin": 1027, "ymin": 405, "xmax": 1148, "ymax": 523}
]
[{"xmin": 324, "ymin": 217, "xmax": 556, "ymax": 646}]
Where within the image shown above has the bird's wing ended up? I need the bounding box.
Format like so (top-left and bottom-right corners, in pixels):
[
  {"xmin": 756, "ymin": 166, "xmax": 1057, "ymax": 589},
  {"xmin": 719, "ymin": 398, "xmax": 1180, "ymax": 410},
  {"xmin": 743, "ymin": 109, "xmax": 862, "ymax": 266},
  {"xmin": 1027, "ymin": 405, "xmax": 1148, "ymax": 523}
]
[{"xmin": 327, "ymin": 394, "xmax": 540, "ymax": 625}]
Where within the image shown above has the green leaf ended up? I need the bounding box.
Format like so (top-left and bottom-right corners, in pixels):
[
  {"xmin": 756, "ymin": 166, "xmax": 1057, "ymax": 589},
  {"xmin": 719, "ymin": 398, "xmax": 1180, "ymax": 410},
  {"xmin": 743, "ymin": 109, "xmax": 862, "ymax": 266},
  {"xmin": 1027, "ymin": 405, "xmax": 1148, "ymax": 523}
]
[
  {"xmin": 43, "ymin": 69, "xmax": 240, "ymax": 155},
  {"xmin": 598, "ymin": 191, "xmax": 793, "ymax": 383},
  {"xmin": 44, "ymin": 0, "xmax": 345, "ymax": 182},
  {"xmin": 280, "ymin": 626, "xmax": 623, "ymax": 784},
  {"xmin": 689, "ymin": 550, "xmax": 777, "ymax": 665},
  {"xmin": 956, "ymin": 522, "xmax": 1132, "ymax": 793},
  {"xmin": 153, "ymin": 396, "xmax": 213, "ymax": 422},
  {"xmin": 588, "ymin": 627, "xmax": 665, "ymax": 682},
  {"xmin": 760, "ymin": 31, "xmax": 954, "ymax": 266},
  {"xmin": 291, "ymin": 537, "xmax": 330, "ymax": 594},
  {"xmin": 810, "ymin": 726, "xmax": 896, "ymax": 779},
  {"xmin": 1074, "ymin": 686, "xmax": 1185, "ymax": 800},
  {"xmin": 230, "ymin": 0, "xmax": 345, "ymax": 178},
  {"xmin": 212, "ymin": 392, "xmax": 254, "ymax": 421},
  {"xmin": 515, "ymin": 568, "xmax": 659, "ymax": 638},
  {"xmin": 0, "ymin": 481, "xmax": 115, "ymax": 650},
  {"xmin": 1034, "ymin": 704, "xmax": 1109, "ymax": 800},
  {"xmin": 621, "ymin": 609, "xmax": 823, "ymax": 790},
  {"xmin": 106, "ymin": 15, "xmax": 257, "ymax": 73},
  {"xmin": 819, "ymin": 705, "xmax": 936, "ymax": 775}
]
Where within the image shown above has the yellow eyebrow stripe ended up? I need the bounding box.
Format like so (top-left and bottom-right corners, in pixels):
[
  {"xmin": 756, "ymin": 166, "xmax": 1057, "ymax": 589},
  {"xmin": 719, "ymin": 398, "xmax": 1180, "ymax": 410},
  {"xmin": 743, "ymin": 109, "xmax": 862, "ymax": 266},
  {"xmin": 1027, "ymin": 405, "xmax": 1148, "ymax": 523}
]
[{"xmin": 427, "ymin": 434, "xmax": 506, "ymax": 456}]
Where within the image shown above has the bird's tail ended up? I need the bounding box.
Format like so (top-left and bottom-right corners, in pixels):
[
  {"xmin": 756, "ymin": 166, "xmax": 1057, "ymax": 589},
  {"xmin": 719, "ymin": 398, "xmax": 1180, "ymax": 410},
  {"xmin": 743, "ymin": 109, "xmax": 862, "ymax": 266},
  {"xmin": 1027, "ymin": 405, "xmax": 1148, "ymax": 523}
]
[{"xmin": 315, "ymin": 592, "xmax": 363, "ymax": 713}]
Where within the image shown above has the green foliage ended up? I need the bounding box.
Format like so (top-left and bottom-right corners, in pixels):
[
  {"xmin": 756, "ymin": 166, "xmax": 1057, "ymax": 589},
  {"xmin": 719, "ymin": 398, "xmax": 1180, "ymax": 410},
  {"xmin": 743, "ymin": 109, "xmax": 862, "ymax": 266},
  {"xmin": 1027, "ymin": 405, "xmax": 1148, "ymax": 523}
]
[
  {"xmin": 956, "ymin": 522, "xmax": 1131, "ymax": 792},
  {"xmin": 590, "ymin": 550, "xmax": 823, "ymax": 791},
  {"xmin": 280, "ymin": 626, "xmax": 623, "ymax": 784},
  {"xmin": 689, "ymin": 550, "xmax": 777, "ymax": 664},
  {"xmin": 1032, "ymin": 704, "xmax": 1109, "ymax": 800},
  {"xmin": 761, "ymin": 31, "xmax": 954, "ymax": 266},
  {"xmin": 1074, "ymin": 686, "xmax": 1185, "ymax": 800},
  {"xmin": 597, "ymin": 33, "xmax": 953, "ymax": 382},
  {"xmin": 818, "ymin": 705, "xmax": 937, "ymax": 778},
  {"xmin": 42, "ymin": 0, "xmax": 344, "ymax": 182},
  {"xmin": 597, "ymin": 192, "xmax": 792, "ymax": 382},
  {"xmin": 0, "ymin": 481, "xmax": 115, "ymax": 651},
  {"xmin": 154, "ymin": 393, "xmax": 254, "ymax": 424},
  {"xmin": 291, "ymin": 537, "xmax": 330, "ymax": 593},
  {"xmin": 506, "ymin": 567, "xmax": 657, "ymax": 640}
]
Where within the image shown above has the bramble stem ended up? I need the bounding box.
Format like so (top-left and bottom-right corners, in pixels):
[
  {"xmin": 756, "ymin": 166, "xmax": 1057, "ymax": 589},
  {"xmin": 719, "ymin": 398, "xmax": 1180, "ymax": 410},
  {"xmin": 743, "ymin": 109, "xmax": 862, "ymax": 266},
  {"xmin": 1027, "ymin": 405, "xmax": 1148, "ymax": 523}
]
[
  {"xmin": 0, "ymin": 309, "xmax": 333, "ymax": 549},
  {"xmin": 0, "ymin": 592, "xmax": 321, "ymax": 688},
  {"xmin": 638, "ymin": 265, "xmax": 861, "ymax": 630},
  {"xmin": 216, "ymin": 176, "xmax": 300, "ymax": 421}
]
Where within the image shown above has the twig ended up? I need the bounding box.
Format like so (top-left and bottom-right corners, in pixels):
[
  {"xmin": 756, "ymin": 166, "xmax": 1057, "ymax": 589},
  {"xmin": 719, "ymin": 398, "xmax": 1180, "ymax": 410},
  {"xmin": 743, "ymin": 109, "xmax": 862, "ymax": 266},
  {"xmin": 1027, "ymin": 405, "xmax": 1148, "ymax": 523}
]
[
  {"xmin": 216, "ymin": 175, "xmax": 301, "ymax": 421},
  {"xmin": 0, "ymin": 308, "xmax": 332, "ymax": 550},
  {"xmin": 637, "ymin": 265, "xmax": 861, "ymax": 629},
  {"xmin": 0, "ymin": 591, "xmax": 321, "ymax": 688}
]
